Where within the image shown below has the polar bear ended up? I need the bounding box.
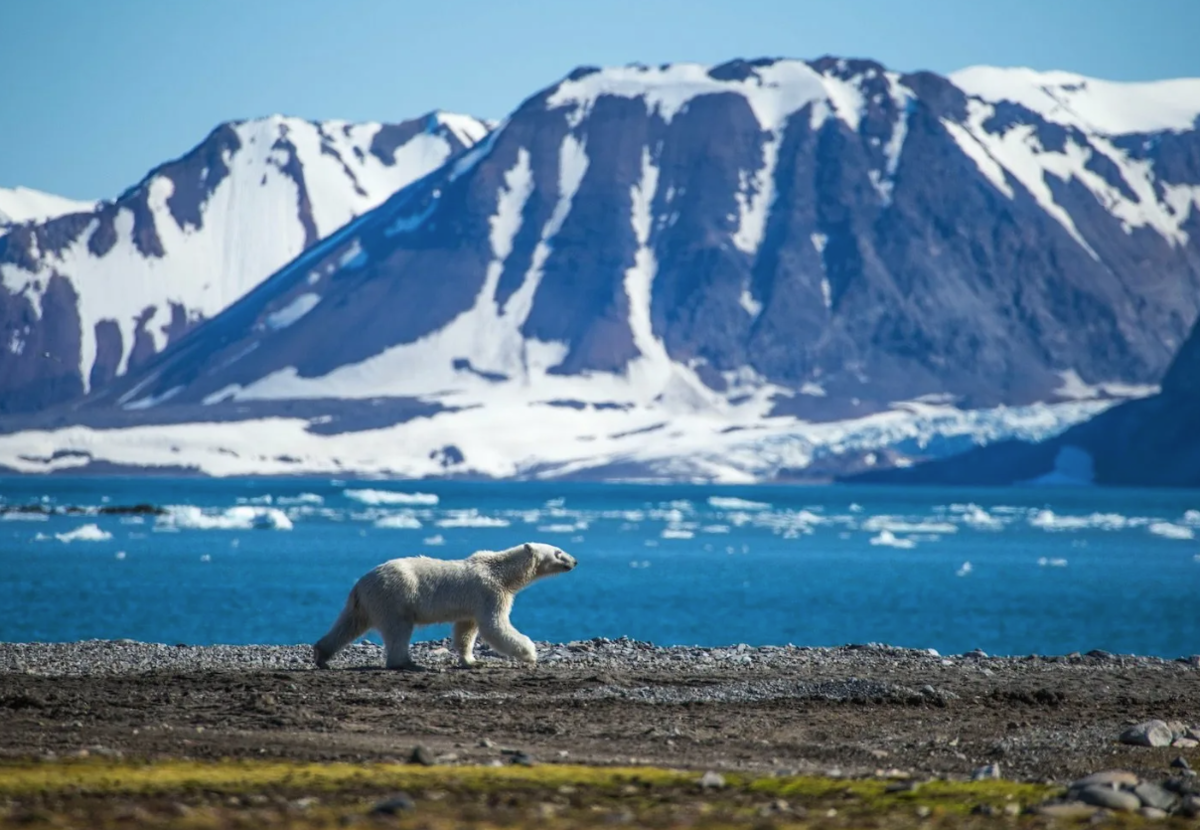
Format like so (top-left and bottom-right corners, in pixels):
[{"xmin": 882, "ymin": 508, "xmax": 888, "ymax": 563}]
[{"xmin": 313, "ymin": 542, "xmax": 577, "ymax": 671}]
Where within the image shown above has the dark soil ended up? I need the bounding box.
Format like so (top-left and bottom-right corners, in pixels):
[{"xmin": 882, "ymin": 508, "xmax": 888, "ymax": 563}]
[{"xmin": 3, "ymin": 643, "xmax": 1198, "ymax": 784}]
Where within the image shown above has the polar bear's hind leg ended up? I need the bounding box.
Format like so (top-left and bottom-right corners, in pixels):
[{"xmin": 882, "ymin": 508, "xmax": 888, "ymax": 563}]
[
  {"xmin": 313, "ymin": 588, "xmax": 370, "ymax": 669},
  {"xmin": 380, "ymin": 618, "xmax": 421, "ymax": 671}
]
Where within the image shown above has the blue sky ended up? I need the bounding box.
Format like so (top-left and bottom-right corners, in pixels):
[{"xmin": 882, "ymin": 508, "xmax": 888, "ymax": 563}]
[{"xmin": 5, "ymin": 0, "xmax": 1200, "ymax": 200}]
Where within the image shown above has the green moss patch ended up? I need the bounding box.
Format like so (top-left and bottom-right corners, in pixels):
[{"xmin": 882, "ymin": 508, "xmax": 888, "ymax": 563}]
[{"xmin": 0, "ymin": 759, "xmax": 1072, "ymax": 829}]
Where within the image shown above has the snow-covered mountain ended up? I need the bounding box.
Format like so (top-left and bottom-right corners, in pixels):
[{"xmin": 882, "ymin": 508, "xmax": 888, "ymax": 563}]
[
  {"xmin": 0, "ymin": 187, "xmax": 97, "ymax": 230},
  {"xmin": 4, "ymin": 57, "xmax": 1200, "ymax": 481},
  {"xmin": 0, "ymin": 111, "xmax": 489, "ymax": 413}
]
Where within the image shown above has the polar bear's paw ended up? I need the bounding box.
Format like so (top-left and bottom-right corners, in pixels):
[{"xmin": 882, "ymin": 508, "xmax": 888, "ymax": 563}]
[
  {"xmin": 516, "ymin": 639, "xmax": 539, "ymax": 665},
  {"xmin": 313, "ymin": 644, "xmax": 330, "ymax": 670}
]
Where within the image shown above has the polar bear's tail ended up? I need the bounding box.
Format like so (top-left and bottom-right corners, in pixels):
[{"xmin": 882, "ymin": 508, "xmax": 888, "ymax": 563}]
[{"xmin": 313, "ymin": 585, "xmax": 370, "ymax": 669}]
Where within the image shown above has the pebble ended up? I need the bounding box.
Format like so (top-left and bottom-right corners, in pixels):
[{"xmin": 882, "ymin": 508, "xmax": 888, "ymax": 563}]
[
  {"xmin": 698, "ymin": 771, "xmax": 725, "ymax": 789},
  {"xmin": 971, "ymin": 763, "xmax": 1001, "ymax": 781},
  {"xmin": 1119, "ymin": 720, "xmax": 1174, "ymax": 747},
  {"xmin": 1035, "ymin": 802, "xmax": 1098, "ymax": 819},
  {"xmin": 1133, "ymin": 782, "xmax": 1178, "ymax": 812},
  {"xmin": 1172, "ymin": 756, "xmax": 1192, "ymax": 771},
  {"xmin": 370, "ymin": 793, "xmax": 416, "ymax": 815},
  {"xmin": 1071, "ymin": 770, "xmax": 1139, "ymax": 789},
  {"xmin": 1075, "ymin": 785, "xmax": 1141, "ymax": 812},
  {"xmin": 408, "ymin": 745, "xmax": 434, "ymax": 766}
]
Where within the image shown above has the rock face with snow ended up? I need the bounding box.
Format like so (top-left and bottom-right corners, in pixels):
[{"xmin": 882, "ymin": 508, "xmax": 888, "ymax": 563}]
[
  {"xmin": 0, "ymin": 112, "xmax": 488, "ymax": 413},
  {"xmin": 5, "ymin": 57, "xmax": 1200, "ymax": 481},
  {"xmin": 850, "ymin": 306, "xmax": 1200, "ymax": 488}
]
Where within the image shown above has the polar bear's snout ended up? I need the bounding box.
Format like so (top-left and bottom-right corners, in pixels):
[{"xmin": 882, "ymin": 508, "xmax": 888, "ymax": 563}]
[{"xmin": 534, "ymin": 546, "xmax": 577, "ymax": 576}]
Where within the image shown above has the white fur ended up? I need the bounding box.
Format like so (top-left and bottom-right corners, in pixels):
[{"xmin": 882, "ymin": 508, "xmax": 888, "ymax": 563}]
[{"xmin": 313, "ymin": 542, "xmax": 577, "ymax": 670}]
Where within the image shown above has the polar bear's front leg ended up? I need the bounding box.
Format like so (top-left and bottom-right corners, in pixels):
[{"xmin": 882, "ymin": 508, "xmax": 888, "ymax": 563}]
[
  {"xmin": 453, "ymin": 620, "xmax": 479, "ymax": 667},
  {"xmin": 478, "ymin": 614, "xmax": 538, "ymax": 665}
]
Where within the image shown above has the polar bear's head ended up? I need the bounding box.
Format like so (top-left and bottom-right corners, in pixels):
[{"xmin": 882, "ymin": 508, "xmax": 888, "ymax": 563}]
[
  {"xmin": 527, "ymin": 542, "xmax": 577, "ymax": 578},
  {"xmin": 475, "ymin": 542, "xmax": 577, "ymax": 591}
]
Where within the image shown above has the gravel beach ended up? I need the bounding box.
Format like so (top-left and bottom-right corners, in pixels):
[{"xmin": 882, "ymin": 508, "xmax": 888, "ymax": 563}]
[{"xmin": 2, "ymin": 639, "xmax": 1200, "ymax": 785}]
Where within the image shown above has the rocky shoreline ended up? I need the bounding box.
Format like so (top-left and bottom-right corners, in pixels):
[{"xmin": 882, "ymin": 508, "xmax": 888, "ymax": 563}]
[
  {"xmin": 3, "ymin": 638, "xmax": 1200, "ymax": 817},
  {"xmin": 4, "ymin": 637, "xmax": 1198, "ymax": 678}
]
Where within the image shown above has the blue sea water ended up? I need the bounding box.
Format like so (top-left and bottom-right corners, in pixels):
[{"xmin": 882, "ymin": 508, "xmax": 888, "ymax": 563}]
[{"xmin": 1, "ymin": 476, "xmax": 1198, "ymax": 658}]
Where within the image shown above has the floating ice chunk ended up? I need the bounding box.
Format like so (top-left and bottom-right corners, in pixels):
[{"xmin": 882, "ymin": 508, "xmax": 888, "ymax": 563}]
[
  {"xmin": 200, "ymin": 554, "xmax": 212, "ymax": 562},
  {"xmin": 1148, "ymin": 521, "xmax": 1194, "ymax": 540},
  {"xmin": 1037, "ymin": 557, "xmax": 1068, "ymax": 567},
  {"xmin": 237, "ymin": 495, "xmax": 274, "ymax": 505},
  {"xmin": 1028, "ymin": 510, "xmax": 1130, "ymax": 531},
  {"xmin": 114, "ymin": 551, "xmax": 126, "ymax": 560},
  {"xmin": 538, "ymin": 524, "xmax": 578, "ymax": 533},
  {"xmin": 2, "ymin": 512, "xmax": 47, "ymax": 522},
  {"xmin": 424, "ymin": 534, "xmax": 445, "ymax": 546},
  {"xmin": 345, "ymin": 489, "xmax": 439, "ymax": 506},
  {"xmin": 708, "ymin": 497, "xmax": 771, "ymax": 510},
  {"xmin": 374, "ymin": 514, "xmax": 422, "ymax": 529},
  {"xmin": 55, "ymin": 524, "xmax": 112, "ymax": 543},
  {"xmin": 157, "ymin": 505, "xmax": 293, "ymax": 531},
  {"xmin": 868, "ymin": 530, "xmax": 915, "ymax": 549},
  {"xmin": 862, "ymin": 516, "xmax": 958, "ymax": 534},
  {"xmin": 661, "ymin": 528, "xmax": 694, "ymax": 540},
  {"xmin": 277, "ymin": 493, "xmax": 324, "ymax": 505},
  {"xmin": 701, "ymin": 524, "xmax": 731, "ymax": 534},
  {"xmin": 958, "ymin": 505, "xmax": 1004, "ymax": 530},
  {"xmin": 436, "ymin": 511, "xmax": 509, "ymax": 528},
  {"xmin": 956, "ymin": 561, "xmax": 973, "ymax": 577}
]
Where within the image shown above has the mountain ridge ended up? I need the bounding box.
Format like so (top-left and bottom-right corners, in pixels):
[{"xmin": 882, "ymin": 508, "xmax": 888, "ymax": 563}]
[
  {"xmin": 3, "ymin": 56, "xmax": 1200, "ymax": 481},
  {"xmin": 0, "ymin": 186, "xmax": 97, "ymax": 230},
  {"xmin": 0, "ymin": 110, "xmax": 489, "ymax": 413}
]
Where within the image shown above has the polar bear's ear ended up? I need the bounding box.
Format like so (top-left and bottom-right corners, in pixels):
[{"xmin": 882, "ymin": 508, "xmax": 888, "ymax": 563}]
[{"xmin": 523, "ymin": 543, "xmax": 533, "ymax": 556}]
